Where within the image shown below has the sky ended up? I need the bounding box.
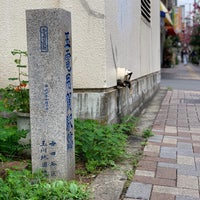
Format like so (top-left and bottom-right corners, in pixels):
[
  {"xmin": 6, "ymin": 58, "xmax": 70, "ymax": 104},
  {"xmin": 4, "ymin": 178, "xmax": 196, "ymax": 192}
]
[{"xmin": 178, "ymin": 0, "xmax": 195, "ymax": 16}]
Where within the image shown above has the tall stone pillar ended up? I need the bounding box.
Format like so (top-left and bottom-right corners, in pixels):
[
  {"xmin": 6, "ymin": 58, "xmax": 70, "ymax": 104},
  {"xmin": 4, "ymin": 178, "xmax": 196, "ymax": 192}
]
[{"xmin": 26, "ymin": 9, "xmax": 74, "ymax": 180}]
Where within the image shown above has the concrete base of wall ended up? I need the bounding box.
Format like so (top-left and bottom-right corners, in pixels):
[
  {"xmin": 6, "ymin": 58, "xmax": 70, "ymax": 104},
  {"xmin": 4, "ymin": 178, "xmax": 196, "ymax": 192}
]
[{"xmin": 73, "ymin": 71, "xmax": 160, "ymax": 123}]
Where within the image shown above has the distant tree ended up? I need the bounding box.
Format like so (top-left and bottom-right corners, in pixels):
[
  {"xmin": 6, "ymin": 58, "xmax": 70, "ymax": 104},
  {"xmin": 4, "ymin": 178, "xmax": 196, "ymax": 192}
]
[{"xmin": 189, "ymin": 1, "xmax": 200, "ymax": 62}]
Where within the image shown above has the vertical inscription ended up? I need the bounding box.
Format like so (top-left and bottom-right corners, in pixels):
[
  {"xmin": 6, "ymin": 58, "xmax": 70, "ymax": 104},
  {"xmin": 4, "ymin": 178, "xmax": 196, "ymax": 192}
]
[
  {"xmin": 64, "ymin": 32, "xmax": 73, "ymax": 150},
  {"xmin": 44, "ymin": 84, "xmax": 49, "ymax": 111},
  {"xmin": 39, "ymin": 139, "xmax": 57, "ymax": 177},
  {"xmin": 40, "ymin": 26, "xmax": 48, "ymax": 52}
]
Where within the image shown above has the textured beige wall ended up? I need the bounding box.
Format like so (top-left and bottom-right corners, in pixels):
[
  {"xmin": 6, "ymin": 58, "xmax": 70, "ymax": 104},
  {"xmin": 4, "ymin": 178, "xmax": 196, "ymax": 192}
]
[
  {"xmin": 0, "ymin": 0, "xmax": 60, "ymax": 88},
  {"xmin": 59, "ymin": 0, "xmax": 107, "ymax": 88},
  {"xmin": 0, "ymin": 0, "xmax": 160, "ymax": 89}
]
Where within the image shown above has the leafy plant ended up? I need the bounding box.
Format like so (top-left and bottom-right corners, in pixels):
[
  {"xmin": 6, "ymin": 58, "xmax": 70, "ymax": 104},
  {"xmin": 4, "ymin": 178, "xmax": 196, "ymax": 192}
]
[
  {"xmin": 75, "ymin": 117, "xmax": 137, "ymax": 173},
  {"xmin": 0, "ymin": 169, "xmax": 90, "ymax": 200},
  {"xmin": 125, "ymin": 170, "xmax": 134, "ymax": 181},
  {"xmin": 142, "ymin": 129, "xmax": 154, "ymax": 139},
  {"xmin": 120, "ymin": 115, "xmax": 138, "ymax": 134},
  {"xmin": 0, "ymin": 99, "xmax": 29, "ymax": 159},
  {"xmin": 0, "ymin": 117, "xmax": 28, "ymax": 158},
  {"xmin": 3, "ymin": 49, "xmax": 29, "ymax": 113}
]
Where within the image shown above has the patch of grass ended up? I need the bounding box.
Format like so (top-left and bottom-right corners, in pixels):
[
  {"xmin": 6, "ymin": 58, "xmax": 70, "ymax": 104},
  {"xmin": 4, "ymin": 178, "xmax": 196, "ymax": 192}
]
[
  {"xmin": 167, "ymin": 87, "xmax": 173, "ymax": 91},
  {"xmin": 142, "ymin": 129, "xmax": 154, "ymax": 139},
  {"xmin": 125, "ymin": 170, "xmax": 134, "ymax": 181},
  {"xmin": 132, "ymin": 151, "xmax": 143, "ymax": 170},
  {"xmin": 140, "ymin": 141, "xmax": 147, "ymax": 146}
]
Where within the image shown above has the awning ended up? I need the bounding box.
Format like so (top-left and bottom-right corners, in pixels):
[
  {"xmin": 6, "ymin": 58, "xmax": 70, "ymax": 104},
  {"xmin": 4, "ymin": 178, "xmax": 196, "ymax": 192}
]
[
  {"xmin": 165, "ymin": 26, "xmax": 176, "ymax": 36},
  {"xmin": 160, "ymin": 1, "xmax": 173, "ymax": 26}
]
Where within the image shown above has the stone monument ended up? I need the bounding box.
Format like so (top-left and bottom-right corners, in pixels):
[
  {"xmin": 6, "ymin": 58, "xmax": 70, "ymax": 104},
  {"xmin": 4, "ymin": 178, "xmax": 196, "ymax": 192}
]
[{"xmin": 26, "ymin": 9, "xmax": 74, "ymax": 180}]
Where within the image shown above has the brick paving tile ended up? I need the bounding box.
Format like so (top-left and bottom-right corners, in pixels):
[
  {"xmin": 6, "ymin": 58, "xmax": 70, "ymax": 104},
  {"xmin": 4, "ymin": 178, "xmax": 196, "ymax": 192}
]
[
  {"xmin": 148, "ymin": 137, "xmax": 163, "ymax": 143},
  {"xmin": 192, "ymin": 140, "xmax": 200, "ymax": 145},
  {"xmin": 149, "ymin": 142, "xmax": 177, "ymax": 148},
  {"xmin": 160, "ymin": 146, "xmax": 177, "ymax": 159},
  {"xmin": 143, "ymin": 151, "xmax": 160, "ymax": 157},
  {"xmin": 193, "ymin": 146, "xmax": 200, "ymax": 153},
  {"xmin": 152, "ymin": 127, "xmax": 165, "ymax": 132},
  {"xmin": 143, "ymin": 156, "xmax": 177, "ymax": 164},
  {"xmin": 190, "ymin": 132, "xmax": 200, "ymax": 136},
  {"xmin": 177, "ymin": 127, "xmax": 190, "ymax": 132},
  {"xmin": 177, "ymin": 155, "xmax": 195, "ymax": 165},
  {"xmin": 193, "ymin": 143, "xmax": 200, "ymax": 147},
  {"xmin": 144, "ymin": 144, "xmax": 160, "ymax": 153},
  {"xmin": 163, "ymin": 137, "xmax": 177, "ymax": 145},
  {"xmin": 159, "ymin": 132, "xmax": 178, "ymax": 136},
  {"xmin": 151, "ymin": 192, "xmax": 175, "ymax": 200},
  {"xmin": 176, "ymin": 137, "xmax": 192, "ymax": 141},
  {"xmin": 135, "ymin": 170, "xmax": 155, "ymax": 177},
  {"xmin": 178, "ymin": 142, "xmax": 193, "ymax": 147},
  {"xmin": 176, "ymin": 195, "xmax": 200, "ymax": 200},
  {"xmin": 125, "ymin": 182, "xmax": 152, "ymax": 199},
  {"xmin": 177, "ymin": 132, "xmax": 191, "ymax": 137},
  {"xmin": 166, "ymin": 121, "xmax": 177, "ymax": 126},
  {"xmin": 177, "ymin": 175, "xmax": 198, "ymax": 189},
  {"xmin": 165, "ymin": 126, "xmax": 177, "ymax": 134},
  {"xmin": 137, "ymin": 160, "xmax": 157, "ymax": 171},
  {"xmin": 192, "ymin": 135, "xmax": 200, "ymax": 141},
  {"xmin": 156, "ymin": 167, "xmax": 176, "ymax": 180},
  {"xmin": 133, "ymin": 176, "xmax": 176, "ymax": 187},
  {"xmin": 177, "ymin": 139, "xmax": 193, "ymax": 143},
  {"xmin": 177, "ymin": 167, "xmax": 197, "ymax": 177},
  {"xmin": 190, "ymin": 128, "xmax": 200, "ymax": 133},
  {"xmin": 153, "ymin": 185, "xmax": 199, "ymax": 198}
]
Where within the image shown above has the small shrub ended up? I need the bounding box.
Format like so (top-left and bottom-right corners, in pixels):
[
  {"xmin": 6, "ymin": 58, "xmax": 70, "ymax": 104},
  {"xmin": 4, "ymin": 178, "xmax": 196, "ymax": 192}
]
[
  {"xmin": 0, "ymin": 121, "xmax": 28, "ymax": 158},
  {"xmin": 0, "ymin": 100, "xmax": 29, "ymax": 158},
  {"xmin": 3, "ymin": 49, "xmax": 29, "ymax": 113},
  {"xmin": 75, "ymin": 118, "xmax": 136, "ymax": 173}
]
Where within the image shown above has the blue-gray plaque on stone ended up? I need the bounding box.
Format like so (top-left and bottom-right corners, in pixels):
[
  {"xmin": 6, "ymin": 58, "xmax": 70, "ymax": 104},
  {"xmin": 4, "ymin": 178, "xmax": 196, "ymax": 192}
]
[{"xmin": 40, "ymin": 26, "xmax": 48, "ymax": 52}]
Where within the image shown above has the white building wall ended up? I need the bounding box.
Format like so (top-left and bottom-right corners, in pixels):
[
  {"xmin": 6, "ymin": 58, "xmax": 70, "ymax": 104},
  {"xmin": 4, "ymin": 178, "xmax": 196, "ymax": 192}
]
[
  {"xmin": 105, "ymin": 0, "xmax": 160, "ymax": 82},
  {"xmin": 0, "ymin": 1, "xmax": 161, "ymax": 123},
  {"xmin": 0, "ymin": 0, "xmax": 107, "ymax": 89},
  {"xmin": 59, "ymin": 0, "xmax": 107, "ymax": 88},
  {"xmin": 0, "ymin": 0, "xmax": 160, "ymax": 89},
  {"xmin": 0, "ymin": 0, "xmax": 60, "ymax": 88}
]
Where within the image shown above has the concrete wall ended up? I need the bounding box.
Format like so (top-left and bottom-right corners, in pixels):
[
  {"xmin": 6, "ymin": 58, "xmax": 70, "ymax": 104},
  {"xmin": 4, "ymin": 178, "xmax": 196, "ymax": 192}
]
[{"xmin": 74, "ymin": 72, "xmax": 160, "ymax": 124}]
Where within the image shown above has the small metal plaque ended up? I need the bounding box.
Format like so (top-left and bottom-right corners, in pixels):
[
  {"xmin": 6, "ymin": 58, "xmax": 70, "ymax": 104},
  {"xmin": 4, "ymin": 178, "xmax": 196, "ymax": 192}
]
[{"xmin": 40, "ymin": 26, "xmax": 48, "ymax": 52}]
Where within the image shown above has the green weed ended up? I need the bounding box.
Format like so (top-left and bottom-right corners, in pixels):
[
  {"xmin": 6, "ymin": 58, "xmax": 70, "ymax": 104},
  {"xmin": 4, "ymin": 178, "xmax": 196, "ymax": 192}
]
[
  {"xmin": 0, "ymin": 169, "xmax": 90, "ymax": 200},
  {"xmin": 75, "ymin": 117, "xmax": 137, "ymax": 173},
  {"xmin": 142, "ymin": 129, "xmax": 154, "ymax": 139}
]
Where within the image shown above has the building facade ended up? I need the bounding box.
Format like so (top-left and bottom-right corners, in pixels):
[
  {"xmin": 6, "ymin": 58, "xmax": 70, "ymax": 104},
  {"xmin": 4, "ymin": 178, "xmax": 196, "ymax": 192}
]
[{"xmin": 0, "ymin": 0, "xmax": 160, "ymax": 123}]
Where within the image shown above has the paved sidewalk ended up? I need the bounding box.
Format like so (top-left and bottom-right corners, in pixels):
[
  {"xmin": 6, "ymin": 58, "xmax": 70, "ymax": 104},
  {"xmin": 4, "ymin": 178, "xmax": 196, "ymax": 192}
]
[{"xmin": 124, "ymin": 90, "xmax": 200, "ymax": 200}]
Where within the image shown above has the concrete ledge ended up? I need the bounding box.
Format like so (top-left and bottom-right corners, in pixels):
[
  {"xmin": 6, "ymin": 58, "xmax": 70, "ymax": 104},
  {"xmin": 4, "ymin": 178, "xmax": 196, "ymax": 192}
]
[{"xmin": 73, "ymin": 71, "xmax": 160, "ymax": 123}]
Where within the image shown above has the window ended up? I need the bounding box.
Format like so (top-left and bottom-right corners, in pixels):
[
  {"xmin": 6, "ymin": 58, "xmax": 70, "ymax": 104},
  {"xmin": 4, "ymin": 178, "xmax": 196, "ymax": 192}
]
[{"xmin": 141, "ymin": 0, "xmax": 151, "ymax": 24}]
